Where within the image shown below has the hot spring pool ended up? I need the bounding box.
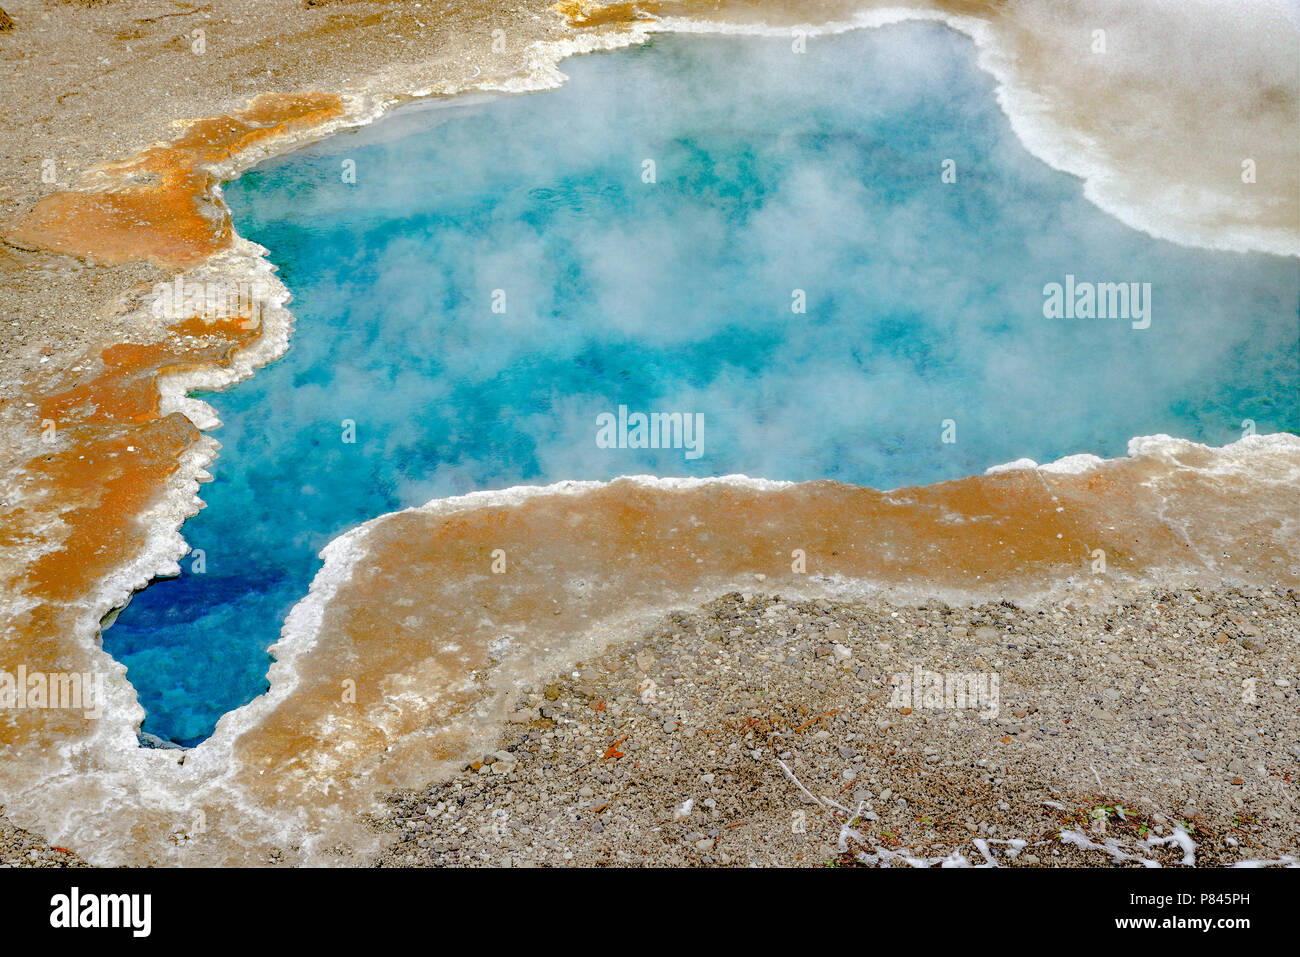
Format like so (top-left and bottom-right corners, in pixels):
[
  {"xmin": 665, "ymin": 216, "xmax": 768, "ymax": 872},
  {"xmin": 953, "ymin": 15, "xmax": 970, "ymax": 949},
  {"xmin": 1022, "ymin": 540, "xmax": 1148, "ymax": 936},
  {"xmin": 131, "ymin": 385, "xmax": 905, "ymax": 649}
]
[{"xmin": 104, "ymin": 26, "xmax": 1299, "ymax": 745}]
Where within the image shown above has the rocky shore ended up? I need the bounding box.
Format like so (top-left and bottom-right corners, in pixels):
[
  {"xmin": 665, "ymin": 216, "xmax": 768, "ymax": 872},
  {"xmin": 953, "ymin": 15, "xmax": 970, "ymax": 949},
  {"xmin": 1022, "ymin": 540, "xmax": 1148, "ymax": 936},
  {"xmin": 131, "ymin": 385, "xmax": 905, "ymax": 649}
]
[{"xmin": 376, "ymin": 587, "xmax": 1299, "ymax": 867}]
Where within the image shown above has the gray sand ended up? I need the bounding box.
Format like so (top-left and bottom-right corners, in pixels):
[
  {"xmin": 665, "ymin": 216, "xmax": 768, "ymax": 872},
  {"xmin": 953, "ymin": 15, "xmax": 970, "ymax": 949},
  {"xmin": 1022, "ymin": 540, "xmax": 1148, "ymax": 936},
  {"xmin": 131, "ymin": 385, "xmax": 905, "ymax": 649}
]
[
  {"xmin": 376, "ymin": 588, "xmax": 1298, "ymax": 867},
  {"xmin": 0, "ymin": 809, "xmax": 87, "ymax": 868}
]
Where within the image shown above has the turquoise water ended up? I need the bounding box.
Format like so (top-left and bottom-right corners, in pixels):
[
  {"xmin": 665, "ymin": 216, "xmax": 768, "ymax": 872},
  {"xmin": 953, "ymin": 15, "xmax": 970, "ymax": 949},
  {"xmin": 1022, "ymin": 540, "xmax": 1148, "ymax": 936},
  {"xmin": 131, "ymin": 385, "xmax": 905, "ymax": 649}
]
[{"xmin": 103, "ymin": 27, "xmax": 1299, "ymax": 745}]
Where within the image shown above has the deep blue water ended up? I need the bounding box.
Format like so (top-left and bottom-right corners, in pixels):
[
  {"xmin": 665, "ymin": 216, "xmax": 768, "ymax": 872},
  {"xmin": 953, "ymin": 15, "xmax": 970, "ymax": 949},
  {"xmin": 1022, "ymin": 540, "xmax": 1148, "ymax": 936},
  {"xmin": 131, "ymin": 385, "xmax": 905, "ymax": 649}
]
[{"xmin": 103, "ymin": 27, "xmax": 1299, "ymax": 745}]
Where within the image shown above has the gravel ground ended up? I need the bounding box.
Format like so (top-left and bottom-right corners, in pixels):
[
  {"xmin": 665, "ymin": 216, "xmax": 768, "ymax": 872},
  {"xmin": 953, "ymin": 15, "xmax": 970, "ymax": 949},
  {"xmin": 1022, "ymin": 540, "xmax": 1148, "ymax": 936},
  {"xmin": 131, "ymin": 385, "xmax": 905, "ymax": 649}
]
[
  {"xmin": 375, "ymin": 587, "xmax": 1299, "ymax": 867},
  {"xmin": 0, "ymin": 808, "xmax": 87, "ymax": 868},
  {"xmin": 2, "ymin": 585, "xmax": 1295, "ymax": 867}
]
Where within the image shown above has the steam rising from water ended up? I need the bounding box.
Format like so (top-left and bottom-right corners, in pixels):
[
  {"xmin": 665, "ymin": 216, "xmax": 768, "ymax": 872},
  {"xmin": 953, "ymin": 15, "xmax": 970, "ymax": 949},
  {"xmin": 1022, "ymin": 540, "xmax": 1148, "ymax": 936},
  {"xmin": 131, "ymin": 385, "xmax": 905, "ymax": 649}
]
[
  {"xmin": 656, "ymin": 0, "xmax": 1300, "ymax": 255},
  {"xmin": 102, "ymin": 25, "xmax": 1298, "ymax": 745}
]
